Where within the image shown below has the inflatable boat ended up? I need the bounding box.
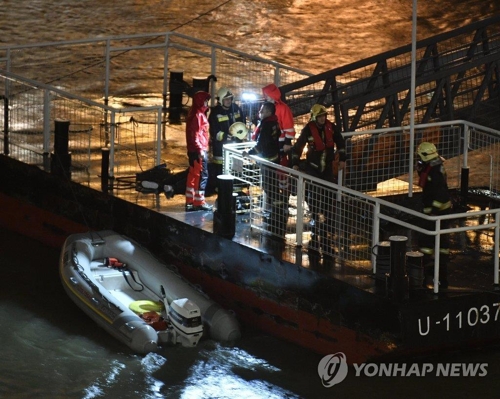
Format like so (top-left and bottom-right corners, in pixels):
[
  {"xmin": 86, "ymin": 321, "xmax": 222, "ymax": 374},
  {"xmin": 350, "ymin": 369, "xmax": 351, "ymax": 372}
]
[{"xmin": 59, "ymin": 230, "xmax": 241, "ymax": 353}]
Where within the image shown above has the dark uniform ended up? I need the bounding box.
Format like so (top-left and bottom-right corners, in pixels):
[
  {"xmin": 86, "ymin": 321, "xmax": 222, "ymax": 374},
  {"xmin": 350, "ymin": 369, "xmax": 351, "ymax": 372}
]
[
  {"xmin": 247, "ymin": 102, "xmax": 286, "ymax": 236},
  {"xmin": 208, "ymin": 98, "xmax": 245, "ymax": 175},
  {"xmin": 416, "ymin": 148, "xmax": 452, "ymax": 288},
  {"xmin": 291, "ymin": 117, "xmax": 346, "ymax": 255}
]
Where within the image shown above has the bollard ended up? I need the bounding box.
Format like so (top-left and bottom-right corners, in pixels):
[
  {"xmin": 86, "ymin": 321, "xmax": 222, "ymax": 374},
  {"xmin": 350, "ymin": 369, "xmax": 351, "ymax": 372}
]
[
  {"xmin": 373, "ymin": 241, "xmax": 391, "ymax": 281},
  {"xmin": 389, "ymin": 235, "xmax": 408, "ymax": 301},
  {"xmin": 192, "ymin": 76, "xmax": 209, "ymax": 94},
  {"xmin": 213, "ymin": 175, "xmax": 236, "ymax": 239},
  {"xmin": 168, "ymin": 70, "xmax": 184, "ymax": 123},
  {"xmin": 51, "ymin": 119, "xmax": 71, "ymax": 178},
  {"xmin": 101, "ymin": 148, "xmax": 110, "ymax": 193},
  {"xmin": 3, "ymin": 96, "xmax": 9, "ymax": 155},
  {"xmin": 460, "ymin": 167, "xmax": 469, "ymax": 208},
  {"xmin": 406, "ymin": 251, "xmax": 425, "ymax": 290},
  {"xmin": 54, "ymin": 119, "xmax": 70, "ymax": 154}
]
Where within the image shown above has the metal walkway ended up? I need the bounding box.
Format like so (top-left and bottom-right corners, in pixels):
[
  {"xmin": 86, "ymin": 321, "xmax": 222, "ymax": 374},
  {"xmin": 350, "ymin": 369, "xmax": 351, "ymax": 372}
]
[{"xmin": 281, "ymin": 15, "xmax": 500, "ymax": 132}]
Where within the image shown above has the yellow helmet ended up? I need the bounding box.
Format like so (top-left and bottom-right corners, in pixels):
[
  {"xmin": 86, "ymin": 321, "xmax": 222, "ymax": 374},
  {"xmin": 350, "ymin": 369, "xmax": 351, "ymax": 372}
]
[
  {"xmin": 417, "ymin": 142, "xmax": 439, "ymax": 162},
  {"xmin": 310, "ymin": 104, "xmax": 328, "ymax": 121},
  {"xmin": 217, "ymin": 87, "xmax": 233, "ymax": 102}
]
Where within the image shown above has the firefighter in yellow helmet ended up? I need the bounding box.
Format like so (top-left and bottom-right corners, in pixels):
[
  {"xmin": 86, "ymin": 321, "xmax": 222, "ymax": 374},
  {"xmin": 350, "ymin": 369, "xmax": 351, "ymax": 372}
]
[
  {"xmin": 416, "ymin": 142, "xmax": 452, "ymax": 288},
  {"xmin": 290, "ymin": 104, "xmax": 347, "ymax": 260}
]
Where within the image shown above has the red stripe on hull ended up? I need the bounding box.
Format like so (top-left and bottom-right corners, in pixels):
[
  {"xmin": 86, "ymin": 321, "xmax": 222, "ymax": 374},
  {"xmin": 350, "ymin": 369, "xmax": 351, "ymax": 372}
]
[
  {"xmin": 0, "ymin": 192, "xmax": 87, "ymax": 248},
  {"xmin": 177, "ymin": 262, "xmax": 394, "ymax": 364}
]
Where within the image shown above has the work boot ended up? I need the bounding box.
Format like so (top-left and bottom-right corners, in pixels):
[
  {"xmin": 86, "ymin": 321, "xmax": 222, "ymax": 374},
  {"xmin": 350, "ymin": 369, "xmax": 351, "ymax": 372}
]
[{"xmin": 193, "ymin": 202, "xmax": 213, "ymax": 212}]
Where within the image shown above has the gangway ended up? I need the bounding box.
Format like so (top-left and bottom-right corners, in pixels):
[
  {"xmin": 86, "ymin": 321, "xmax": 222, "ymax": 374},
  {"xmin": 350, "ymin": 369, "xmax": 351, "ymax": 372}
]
[{"xmin": 281, "ymin": 15, "xmax": 500, "ymax": 133}]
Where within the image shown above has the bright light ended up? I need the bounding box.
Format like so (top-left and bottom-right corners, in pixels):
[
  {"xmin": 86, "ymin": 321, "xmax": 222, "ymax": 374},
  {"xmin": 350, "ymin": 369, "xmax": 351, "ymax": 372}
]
[{"xmin": 241, "ymin": 92, "xmax": 257, "ymax": 101}]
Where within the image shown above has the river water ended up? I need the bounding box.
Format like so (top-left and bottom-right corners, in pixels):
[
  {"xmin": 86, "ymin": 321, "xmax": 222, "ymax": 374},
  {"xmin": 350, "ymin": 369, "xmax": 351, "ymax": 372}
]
[{"xmin": 2, "ymin": 1, "xmax": 500, "ymax": 398}]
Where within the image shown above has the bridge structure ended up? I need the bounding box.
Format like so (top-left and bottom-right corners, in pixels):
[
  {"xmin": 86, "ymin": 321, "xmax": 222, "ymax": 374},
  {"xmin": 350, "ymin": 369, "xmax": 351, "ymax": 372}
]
[
  {"xmin": 281, "ymin": 15, "xmax": 500, "ymax": 133},
  {"xmin": 277, "ymin": 15, "xmax": 500, "ymax": 192}
]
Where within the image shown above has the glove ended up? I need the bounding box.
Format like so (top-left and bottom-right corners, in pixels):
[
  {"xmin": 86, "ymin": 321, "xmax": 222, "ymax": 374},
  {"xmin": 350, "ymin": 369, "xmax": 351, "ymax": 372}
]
[{"xmin": 216, "ymin": 131, "xmax": 224, "ymax": 141}]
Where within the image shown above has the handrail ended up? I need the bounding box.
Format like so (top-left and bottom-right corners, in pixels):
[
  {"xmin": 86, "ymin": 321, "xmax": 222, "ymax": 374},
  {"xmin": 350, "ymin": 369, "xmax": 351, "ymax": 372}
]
[{"xmin": 223, "ymin": 119, "xmax": 500, "ymax": 294}]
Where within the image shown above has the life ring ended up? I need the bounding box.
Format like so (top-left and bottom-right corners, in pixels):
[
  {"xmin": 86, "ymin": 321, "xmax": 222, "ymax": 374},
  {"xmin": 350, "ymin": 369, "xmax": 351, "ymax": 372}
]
[{"xmin": 129, "ymin": 300, "xmax": 164, "ymax": 315}]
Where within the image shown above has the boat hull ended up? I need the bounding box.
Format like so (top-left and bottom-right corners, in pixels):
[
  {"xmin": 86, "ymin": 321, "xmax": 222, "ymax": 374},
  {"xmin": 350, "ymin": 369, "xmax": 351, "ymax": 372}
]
[
  {"xmin": 3, "ymin": 155, "xmax": 500, "ymax": 362},
  {"xmin": 59, "ymin": 229, "xmax": 240, "ymax": 352}
]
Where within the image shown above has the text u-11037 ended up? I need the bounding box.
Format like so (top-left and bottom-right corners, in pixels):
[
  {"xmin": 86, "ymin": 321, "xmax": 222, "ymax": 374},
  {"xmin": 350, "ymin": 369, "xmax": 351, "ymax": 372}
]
[{"xmin": 418, "ymin": 302, "xmax": 500, "ymax": 336}]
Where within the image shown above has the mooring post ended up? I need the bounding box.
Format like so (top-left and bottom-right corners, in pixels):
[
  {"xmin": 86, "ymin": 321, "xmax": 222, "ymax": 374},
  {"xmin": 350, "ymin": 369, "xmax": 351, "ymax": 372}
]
[
  {"xmin": 406, "ymin": 251, "xmax": 424, "ymax": 290},
  {"xmin": 460, "ymin": 167, "xmax": 469, "ymax": 208},
  {"xmin": 3, "ymin": 95, "xmax": 9, "ymax": 155},
  {"xmin": 214, "ymin": 174, "xmax": 236, "ymax": 239},
  {"xmin": 51, "ymin": 119, "xmax": 71, "ymax": 178},
  {"xmin": 101, "ymin": 148, "xmax": 110, "ymax": 193},
  {"xmin": 192, "ymin": 76, "xmax": 209, "ymax": 94},
  {"xmin": 389, "ymin": 235, "xmax": 408, "ymax": 301},
  {"xmin": 168, "ymin": 70, "xmax": 184, "ymax": 124}
]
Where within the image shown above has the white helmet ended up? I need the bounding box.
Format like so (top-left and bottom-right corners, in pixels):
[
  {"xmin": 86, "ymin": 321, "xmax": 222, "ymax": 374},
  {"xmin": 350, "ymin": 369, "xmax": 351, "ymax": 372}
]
[{"xmin": 217, "ymin": 87, "xmax": 233, "ymax": 103}]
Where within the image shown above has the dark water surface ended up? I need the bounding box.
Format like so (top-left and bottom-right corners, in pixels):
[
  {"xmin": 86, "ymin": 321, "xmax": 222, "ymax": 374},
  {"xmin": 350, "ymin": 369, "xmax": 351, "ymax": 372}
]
[
  {"xmin": 2, "ymin": 0, "xmax": 499, "ymax": 75},
  {"xmin": 2, "ymin": 1, "xmax": 500, "ymax": 397},
  {"xmin": 1, "ymin": 226, "xmax": 500, "ymax": 398}
]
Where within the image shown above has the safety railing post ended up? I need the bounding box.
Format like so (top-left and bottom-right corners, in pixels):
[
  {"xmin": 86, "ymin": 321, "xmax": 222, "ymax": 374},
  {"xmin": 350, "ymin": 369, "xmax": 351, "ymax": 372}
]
[{"xmin": 295, "ymin": 175, "xmax": 304, "ymax": 246}]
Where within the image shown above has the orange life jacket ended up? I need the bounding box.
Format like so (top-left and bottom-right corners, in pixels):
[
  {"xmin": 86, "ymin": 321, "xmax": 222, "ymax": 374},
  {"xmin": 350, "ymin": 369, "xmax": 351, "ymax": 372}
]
[{"xmin": 308, "ymin": 120, "xmax": 335, "ymax": 151}]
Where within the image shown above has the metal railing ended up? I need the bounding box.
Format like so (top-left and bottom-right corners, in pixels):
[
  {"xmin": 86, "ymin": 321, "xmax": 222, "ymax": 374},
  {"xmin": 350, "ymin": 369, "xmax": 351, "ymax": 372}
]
[
  {"xmin": 0, "ymin": 70, "xmax": 163, "ymax": 184},
  {"xmin": 223, "ymin": 119, "xmax": 500, "ymax": 294},
  {"xmin": 2, "ymin": 32, "xmax": 500, "ymax": 295},
  {"xmin": 0, "ymin": 32, "xmax": 311, "ymax": 110},
  {"xmin": 280, "ymin": 15, "xmax": 500, "ymax": 132},
  {"xmin": 0, "ymin": 32, "xmax": 312, "ymax": 185}
]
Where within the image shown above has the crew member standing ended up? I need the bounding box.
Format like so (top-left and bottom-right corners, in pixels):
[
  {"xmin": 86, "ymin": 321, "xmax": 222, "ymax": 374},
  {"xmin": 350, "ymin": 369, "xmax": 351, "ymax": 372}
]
[
  {"xmin": 290, "ymin": 104, "xmax": 346, "ymax": 257},
  {"xmin": 185, "ymin": 91, "xmax": 213, "ymax": 212},
  {"xmin": 243, "ymin": 102, "xmax": 285, "ymax": 237},
  {"xmin": 208, "ymin": 86, "xmax": 245, "ymax": 186},
  {"xmin": 261, "ymin": 83, "xmax": 296, "ymax": 164},
  {"xmin": 416, "ymin": 142, "xmax": 451, "ymax": 288},
  {"xmin": 261, "ymin": 83, "xmax": 296, "ymax": 231}
]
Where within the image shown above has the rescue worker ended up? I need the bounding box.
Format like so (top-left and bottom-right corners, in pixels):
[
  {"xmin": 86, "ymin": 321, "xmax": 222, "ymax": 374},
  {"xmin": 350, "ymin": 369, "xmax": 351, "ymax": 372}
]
[
  {"xmin": 416, "ymin": 142, "xmax": 451, "ymax": 288},
  {"xmin": 243, "ymin": 102, "xmax": 285, "ymax": 237},
  {"xmin": 290, "ymin": 104, "xmax": 347, "ymax": 257},
  {"xmin": 261, "ymin": 83, "xmax": 296, "ymax": 232},
  {"xmin": 261, "ymin": 83, "xmax": 296, "ymax": 164},
  {"xmin": 185, "ymin": 91, "xmax": 213, "ymax": 212},
  {"xmin": 208, "ymin": 86, "xmax": 245, "ymax": 181}
]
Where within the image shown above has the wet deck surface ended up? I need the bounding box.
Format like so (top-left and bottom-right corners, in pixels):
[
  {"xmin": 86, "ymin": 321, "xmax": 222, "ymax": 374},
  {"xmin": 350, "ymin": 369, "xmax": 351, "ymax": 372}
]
[
  {"xmin": 50, "ymin": 121, "xmax": 500, "ymax": 301},
  {"xmin": 114, "ymin": 183, "xmax": 500, "ymax": 302}
]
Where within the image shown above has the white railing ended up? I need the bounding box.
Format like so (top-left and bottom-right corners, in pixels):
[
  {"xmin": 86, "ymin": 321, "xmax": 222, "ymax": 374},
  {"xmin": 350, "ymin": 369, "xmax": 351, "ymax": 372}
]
[
  {"xmin": 223, "ymin": 120, "xmax": 500, "ymax": 293},
  {"xmin": 0, "ymin": 32, "xmax": 312, "ymax": 109},
  {"xmin": 0, "ymin": 32, "xmax": 312, "ymax": 185}
]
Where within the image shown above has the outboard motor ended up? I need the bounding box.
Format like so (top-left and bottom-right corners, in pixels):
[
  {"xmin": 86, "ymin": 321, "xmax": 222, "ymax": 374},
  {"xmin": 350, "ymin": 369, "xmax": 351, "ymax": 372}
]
[{"xmin": 167, "ymin": 298, "xmax": 203, "ymax": 347}]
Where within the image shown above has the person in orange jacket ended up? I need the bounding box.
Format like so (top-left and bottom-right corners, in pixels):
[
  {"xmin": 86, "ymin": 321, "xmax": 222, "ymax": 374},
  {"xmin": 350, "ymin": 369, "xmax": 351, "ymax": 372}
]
[
  {"xmin": 259, "ymin": 84, "xmax": 296, "ymax": 235},
  {"xmin": 261, "ymin": 83, "xmax": 296, "ymax": 164},
  {"xmin": 185, "ymin": 91, "xmax": 213, "ymax": 212}
]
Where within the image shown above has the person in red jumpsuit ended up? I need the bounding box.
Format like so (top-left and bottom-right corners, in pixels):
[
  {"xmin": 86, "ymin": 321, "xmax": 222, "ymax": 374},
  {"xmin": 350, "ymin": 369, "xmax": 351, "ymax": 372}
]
[{"xmin": 185, "ymin": 91, "xmax": 213, "ymax": 212}]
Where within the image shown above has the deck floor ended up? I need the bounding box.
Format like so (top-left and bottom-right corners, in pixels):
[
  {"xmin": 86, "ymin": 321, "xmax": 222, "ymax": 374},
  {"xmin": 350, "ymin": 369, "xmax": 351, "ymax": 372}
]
[{"xmin": 110, "ymin": 184, "xmax": 500, "ymax": 301}]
